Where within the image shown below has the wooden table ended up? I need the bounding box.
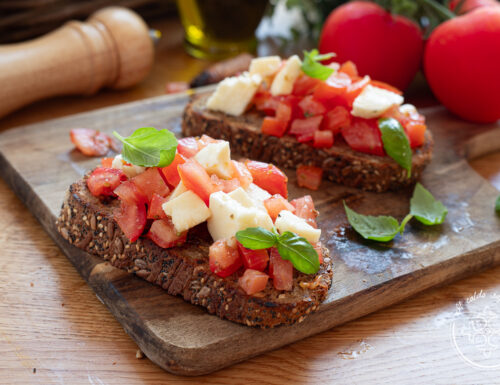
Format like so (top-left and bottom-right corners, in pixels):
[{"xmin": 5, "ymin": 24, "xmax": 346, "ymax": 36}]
[{"xmin": 1, "ymin": 18, "xmax": 499, "ymax": 385}]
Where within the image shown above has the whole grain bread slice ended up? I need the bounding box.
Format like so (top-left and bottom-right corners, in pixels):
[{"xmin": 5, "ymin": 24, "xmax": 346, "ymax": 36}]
[
  {"xmin": 56, "ymin": 178, "xmax": 333, "ymax": 328},
  {"xmin": 182, "ymin": 93, "xmax": 434, "ymax": 192}
]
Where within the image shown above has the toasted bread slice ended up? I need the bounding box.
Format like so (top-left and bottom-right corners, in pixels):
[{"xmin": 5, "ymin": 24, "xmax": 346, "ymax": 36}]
[
  {"xmin": 57, "ymin": 178, "xmax": 333, "ymax": 328},
  {"xmin": 182, "ymin": 93, "xmax": 434, "ymax": 192}
]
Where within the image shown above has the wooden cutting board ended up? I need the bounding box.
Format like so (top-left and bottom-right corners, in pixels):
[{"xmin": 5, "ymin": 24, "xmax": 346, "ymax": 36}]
[{"xmin": 0, "ymin": 93, "xmax": 499, "ymax": 376}]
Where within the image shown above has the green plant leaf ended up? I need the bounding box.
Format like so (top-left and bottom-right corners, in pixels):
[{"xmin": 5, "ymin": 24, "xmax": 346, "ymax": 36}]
[
  {"xmin": 343, "ymin": 201, "xmax": 401, "ymax": 242},
  {"xmin": 113, "ymin": 127, "xmax": 177, "ymax": 168},
  {"xmin": 301, "ymin": 49, "xmax": 335, "ymax": 81},
  {"xmin": 410, "ymin": 183, "xmax": 448, "ymax": 225},
  {"xmin": 495, "ymin": 195, "xmax": 500, "ymax": 215},
  {"xmin": 379, "ymin": 118, "xmax": 412, "ymax": 178},
  {"xmin": 236, "ymin": 227, "xmax": 277, "ymax": 250},
  {"xmin": 276, "ymin": 231, "xmax": 320, "ymax": 274}
]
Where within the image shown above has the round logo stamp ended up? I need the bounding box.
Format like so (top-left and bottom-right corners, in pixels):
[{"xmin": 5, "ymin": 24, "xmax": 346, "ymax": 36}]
[{"xmin": 451, "ymin": 290, "xmax": 500, "ymax": 370}]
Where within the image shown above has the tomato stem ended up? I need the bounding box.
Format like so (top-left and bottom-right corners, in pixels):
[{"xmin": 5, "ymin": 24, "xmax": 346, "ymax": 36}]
[{"xmin": 419, "ymin": 0, "xmax": 455, "ymax": 20}]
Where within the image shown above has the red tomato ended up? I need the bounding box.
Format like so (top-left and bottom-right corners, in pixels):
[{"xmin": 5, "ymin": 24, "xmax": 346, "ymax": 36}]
[
  {"xmin": 296, "ymin": 165, "xmax": 323, "ymax": 191},
  {"xmin": 339, "ymin": 60, "xmax": 359, "ymax": 78},
  {"xmin": 343, "ymin": 76, "xmax": 370, "ymax": 107},
  {"xmin": 313, "ymin": 130, "xmax": 334, "ymax": 149},
  {"xmin": 313, "ymin": 242, "xmax": 324, "ymax": 264},
  {"xmin": 177, "ymin": 137, "xmax": 199, "ymax": 158},
  {"xmin": 178, "ymin": 160, "xmax": 216, "ymax": 205},
  {"xmin": 319, "ymin": 1, "xmax": 424, "ymax": 90},
  {"xmin": 245, "ymin": 160, "xmax": 288, "ymax": 198},
  {"xmin": 160, "ymin": 153, "xmax": 186, "ymax": 187},
  {"xmin": 146, "ymin": 218, "xmax": 187, "ymax": 248},
  {"xmin": 322, "ymin": 105, "xmax": 351, "ymax": 134},
  {"xmin": 211, "ymin": 175, "xmax": 241, "ymax": 193},
  {"xmin": 449, "ymin": 0, "xmax": 499, "ymax": 14},
  {"xmin": 313, "ymin": 72, "xmax": 352, "ymax": 104},
  {"xmin": 341, "ymin": 118, "xmax": 385, "ymax": 156},
  {"xmin": 87, "ymin": 167, "xmax": 127, "ymax": 197},
  {"xmin": 114, "ymin": 201, "xmax": 147, "ymax": 243},
  {"xmin": 209, "ymin": 240, "xmax": 242, "ymax": 277},
  {"xmin": 298, "ymin": 95, "xmax": 327, "ymax": 116},
  {"xmin": 261, "ymin": 116, "xmax": 287, "ymax": 137},
  {"xmin": 254, "ymin": 91, "xmax": 280, "ymax": 115},
  {"xmin": 291, "ymin": 195, "xmax": 318, "ymax": 228},
  {"xmin": 237, "ymin": 242, "xmax": 269, "ymax": 271},
  {"xmin": 404, "ymin": 121, "xmax": 427, "ymax": 148},
  {"xmin": 70, "ymin": 128, "xmax": 115, "ymax": 157},
  {"xmin": 293, "ymin": 75, "xmax": 322, "ymax": 96},
  {"xmin": 289, "ymin": 115, "xmax": 323, "ymax": 143},
  {"xmin": 101, "ymin": 157, "xmax": 113, "ymax": 168},
  {"xmin": 263, "ymin": 194, "xmax": 295, "ymax": 222},
  {"xmin": 369, "ymin": 80, "xmax": 403, "ymax": 95},
  {"xmin": 238, "ymin": 269, "xmax": 269, "ymax": 295},
  {"xmin": 114, "ymin": 180, "xmax": 148, "ymax": 206},
  {"xmin": 198, "ymin": 135, "xmax": 219, "ymax": 148},
  {"xmin": 424, "ymin": 7, "xmax": 500, "ymax": 123},
  {"xmin": 230, "ymin": 161, "xmax": 253, "ymax": 189},
  {"xmin": 147, "ymin": 193, "xmax": 168, "ymax": 220},
  {"xmin": 269, "ymin": 248, "xmax": 293, "ymax": 291},
  {"xmin": 131, "ymin": 168, "xmax": 170, "ymax": 202}
]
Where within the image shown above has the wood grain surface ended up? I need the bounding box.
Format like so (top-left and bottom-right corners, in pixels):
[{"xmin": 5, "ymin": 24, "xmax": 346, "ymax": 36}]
[{"xmin": 0, "ymin": 17, "xmax": 500, "ymax": 385}]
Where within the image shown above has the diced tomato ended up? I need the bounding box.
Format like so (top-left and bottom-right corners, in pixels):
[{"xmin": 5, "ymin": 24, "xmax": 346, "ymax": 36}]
[
  {"xmin": 147, "ymin": 193, "xmax": 168, "ymax": 219},
  {"xmin": 198, "ymin": 135, "xmax": 219, "ymax": 148},
  {"xmin": 342, "ymin": 118, "xmax": 385, "ymax": 156},
  {"xmin": 254, "ymin": 91, "xmax": 280, "ymax": 115},
  {"xmin": 87, "ymin": 167, "xmax": 127, "ymax": 197},
  {"xmin": 114, "ymin": 201, "xmax": 147, "ymax": 243},
  {"xmin": 101, "ymin": 157, "xmax": 114, "ymax": 168},
  {"xmin": 238, "ymin": 269, "xmax": 269, "ymax": 295},
  {"xmin": 211, "ymin": 175, "xmax": 241, "ymax": 193},
  {"xmin": 146, "ymin": 218, "xmax": 186, "ymax": 248},
  {"xmin": 343, "ymin": 76, "xmax": 371, "ymax": 107},
  {"xmin": 160, "ymin": 153, "xmax": 187, "ymax": 187},
  {"xmin": 178, "ymin": 160, "xmax": 216, "ymax": 205},
  {"xmin": 177, "ymin": 137, "xmax": 199, "ymax": 158},
  {"xmin": 70, "ymin": 128, "xmax": 114, "ymax": 157},
  {"xmin": 369, "ymin": 79, "xmax": 403, "ymax": 95},
  {"xmin": 291, "ymin": 195, "xmax": 318, "ymax": 228},
  {"xmin": 313, "ymin": 242, "xmax": 324, "ymax": 264},
  {"xmin": 289, "ymin": 115, "xmax": 323, "ymax": 143},
  {"xmin": 245, "ymin": 160, "xmax": 288, "ymax": 198},
  {"xmin": 292, "ymin": 74, "xmax": 322, "ymax": 96},
  {"xmin": 230, "ymin": 161, "xmax": 253, "ymax": 189},
  {"xmin": 313, "ymin": 130, "xmax": 334, "ymax": 149},
  {"xmin": 209, "ymin": 240, "xmax": 243, "ymax": 277},
  {"xmin": 263, "ymin": 194, "xmax": 295, "ymax": 222},
  {"xmin": 296, "ymin": 165, "xmax": 323, "ymax": 191},
  {"xmin": 261, "ymin": 116, "xmax": 288, "ymax": 137},
  {"xmin": 404, "ymin": 121, "xmax": 427, "ymax": 148},
  {"xmin": 269, "ymin": 248, "xmax": 293, "ymax": 291},
  {"xmin": 322, "ymin": 106, "xmax": 351, "ymax": 134},
  {"xmin": 298, "ymin": 95, "xmax": 327, "ymax": 117},
  {"xmin": 113, "ymin": 180, "xmax": 148, "ymax": 206},
  {"xmin": 313, "ymin": 72, "xmax": 352, "ymax": 104},
  {"xmin": 339, "ymin": 60, "xmax": 359, "ymax": 79},
  {"xmin": 237, "ymin": 242, "xmax": 269, "ymax": 271},
  {"xmin": 131, "ymin": 168, "xmax": 170, "ymax": 202}
]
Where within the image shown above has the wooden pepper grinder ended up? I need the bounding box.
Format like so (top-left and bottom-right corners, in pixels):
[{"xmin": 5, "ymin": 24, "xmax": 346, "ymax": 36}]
[{"xmin": 0, "ymin": 7, "xmax": 155, "ymax": 119}]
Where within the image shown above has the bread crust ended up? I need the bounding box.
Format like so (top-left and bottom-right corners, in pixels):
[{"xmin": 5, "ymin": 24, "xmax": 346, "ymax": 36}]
[
  {"xmin": 182, "ymin": 94, "xmax": 434, "ymax": 192},
  {"xmin": 56, "ymin": 178, "xmax": 333, "ymax": 328}
]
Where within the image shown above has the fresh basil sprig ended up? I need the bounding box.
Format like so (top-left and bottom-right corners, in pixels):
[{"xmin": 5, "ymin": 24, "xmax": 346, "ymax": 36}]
[
  {"xmin": 236, "ymin": 227, "xmax": 320, "ymax": 274},
  {"xmin": 344, "ymin": 182, "xmax": 448, "ymax": 242},
  {"xmin": 113, "ymin": 127, "xmax": 177, "ymax": 168},
  {"xmin": 301, "ymin": 49, "xmax": 336, "ymax": 81},
  {"xmin": 495, "ymin": 195, "xmax": 500, "ymax": 215},
  {"xmin": 379, "ymin": 118, "xmax": 412, "ymax": 178}
]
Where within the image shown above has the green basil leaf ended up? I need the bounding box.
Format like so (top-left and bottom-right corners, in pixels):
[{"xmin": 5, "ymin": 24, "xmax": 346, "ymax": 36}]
[
  {"xmin": 236, "ymin": 227, "xmax": 277, "ymax": 250},
  {"xmin": 379, "ymin": 118, "xmax": 412, "ymax": 178},
  {"xmin": 496, "ymin": 195, "xmax": 500, "ymax": 215},
  {"xmin": 343, "ymin": 201, "xmax": 400, "ymax": 242},
  {"xmin": 410, "ymin": 183, "xmax": 448, "ymax": 225},
  {"xmin": 276, "ymin": 231, "xmax": 320, "ymax": 274},
  {"xmin": 113, "ymin": 127, "xmax": 177, "ymax": 168},
  {"xmin": 301, "ymin": 49, "xmax": 335, "ymax": 81}
]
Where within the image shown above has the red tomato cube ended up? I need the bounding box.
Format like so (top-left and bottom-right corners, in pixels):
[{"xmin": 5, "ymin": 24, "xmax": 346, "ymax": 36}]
[
  {"xmin": 178, "ymin": 159, "xmax": 217, "ymax": 205},
  {"xmin": 289, "ymin": 115, "xmax": 323, "ymax": 143},
  {"xmin": 114, "ymin": 200, "xmax": 147, "ymax": 243},
  {"xmin": 238, "ymin": 269, "xmax": 269, "ymax": 295},
  {"xmin": 313, "ymin": 72, "xmax": 351, "ymax": 103},
  {"xmin": 290, "ymin": 195, "xmax": 318, "ymax": 228},
  {"xmin": 70, "ymin": 128, "xmax": 113, "ymax": 157},
  {"xmin": 404, "ymin": 121, "xmax": 426, "ymax": 148},
  {"xmin": 209, "ymin": 240, "xmax": 243, "ymax": 278},
  {"xmin": 147, "ymin": 193, "xmax": 168, "ymax": 220},
  {"xmin": 245, "ymin": 160, "xmax": 288, "ymax": 198},
  {"xmin": 322, "ymin": 106, "xmax": 351, "ymax": 134},
  {"xmin": 269, "ymin": 248, "xmax": 293, "ymax": 291},
  {"xmin": 160, "ymin": 153, "xmax": 187, "ymax": 187},
  {"xmin": 87, "ymin": 167, "xmax": 127, "ymax": 197},
  {"xmin": 341, "ymin": 118, "xmax": 385, "ymax": 156},
  {"xmin": 261, "ymin": 116, "xmax": 288, "ymax": 137},
  {"xmin": 313, "ymin": 130, "xmax": 334, "ymax": 149},
  {"xmin": 296, "ymin": 165, "xmax": 323, "ymax": 191},
  {"xmin": 131, "ymin": 167, "xmax": 170, "ymax": 202},
  {"xmin": 177, "ymin": 137, "xmax": 199, "ymax": 158},
  {"xmin": 101, "ymin": 157, "xmax": 114, "ymax": 168},
  {"xmin": 339, "ymin": 60, "xmax": 359, "ymax": 79},
  {"xmin": 211, "ymin": 175, "xmax": 241, "ymax": 194},
  {"xmin": 343, "ymin": 76, "xmax": 370, "ymax": 107},
  {"xmin": 293, "ymin": 74, "xmax": 322, "ymax": 96},
  {"xmin": 114, "ymin": 180, "xmax": 148, "ymax": 206},
  {"xmin": 146, "ymin": 218, "xmax": 187, "ymax": 248},
  {"xmin": 230, "ymin": 161, "xmax": 253, "ymax": 189},
  {"xmin": 298, "ymin": 95, "xmax": 327, "ymax": 117},
  {"xmin": 263, "ymin": 194, "xmax": 295, "ymax": 222},
  {"xmin": 313, "ymin": 242, "xmax": 324, "ymax": 264},
  {"xmin": 237, "ymin": 242, "xmax": 269, "ymax": 271}
]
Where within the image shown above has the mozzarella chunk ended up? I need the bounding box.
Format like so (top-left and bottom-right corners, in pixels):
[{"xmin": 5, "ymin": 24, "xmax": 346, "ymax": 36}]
[
  {"xmin": 351, "ymin": 84, "xmax": 404, "ymax": 119},
  {"xmin": 275, "ymin": 210, "xmax": 321, "ymax": 244},
  {"xmin": 207, "ymin": 191, "xmax": 274, "ymax": 241},
  {"xmin": 399, "ymin": 103, "xmax": 417, "ymax": 116},
  {"xmin": 162, "ymin": 191, "xmax": 210, "ymax": 233},
  {"xmin": 270, "ymin": 55, "xmax": 302, "ymax": 96},
  {"xmin": 111, "ymin": 154, "xmax": 145, "ymax": 178},
  {"xmin": 229, "ymin": 187, "xmax": 274, "ymax": 229},
  {"xmin": 167, "ymin": 180, "xmax": 187, "ymax": 201},
  {"xmin": 244, "ymin": 183, "xmax": 271, "ymax": 204},
  {"xmin": 249, "ymin": 56, "xmax": 282, "ymax": 78},
  {"xmin": 206, "ymin": 72, "xmax": 262, "ymax": 116},
  {"xmin": 194, "ymin": 141, "xmax": 232, "ymax": 179},
  {"xmin": 228, "ymin": 187, "xmax": 254, "ymax": 208}
]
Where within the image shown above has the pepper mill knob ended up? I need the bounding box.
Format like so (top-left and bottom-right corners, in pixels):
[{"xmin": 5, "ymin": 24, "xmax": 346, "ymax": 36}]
[{"xmin": 0, "ymin": 7, "xmax": 154, "ymax": 119}]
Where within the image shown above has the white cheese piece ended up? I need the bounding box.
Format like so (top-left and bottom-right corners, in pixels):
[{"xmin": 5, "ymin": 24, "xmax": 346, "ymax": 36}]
[
  {"xmin": 111, "ymin": 154, "xmax": 145, "ymax": 178},
  {"xmin": 194, "ymin": 141, "xmax": 232, "ymax": 179},
  {"xmin": 206, "ymin": 72, "xmax": 262, "ymax": 116},
  {"xmin": 274, "ymin": 210, "xmax": 321, "ymax": 244},
  {"xmin": 167, "ymin": 180, "xmax": 187, "ymax": 201},
  {"xmin": 270, "ymin": 55, "xmax": 302, "ymax": 96},
  {"xmin": 249, "ymin": 56, "xmax": 282, "ymax": 78},
  {"xmin": 399, "ymin": 103, "xmax": 417, "ymax": 116},
  {"xmin": 351, "ymin": 83, "xmax": 404, "ymax": 119},
  {"xmin": 162, "ymin": 190, "xmax": 211, "ymax": 233},
  {"xmin": 229, "ymin": 187, "xmax": 274, "ymax": 230},
  {"xmin": 228, "ymin": 187, "xmax": 254, "ymax": 208},
  {"xmin": 244, "ymin": 183, "xmax": 271, "ymax": 204},
  {"xmin": 207, "ymin": 191, "xmax": 274, "ymax": 241}
]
